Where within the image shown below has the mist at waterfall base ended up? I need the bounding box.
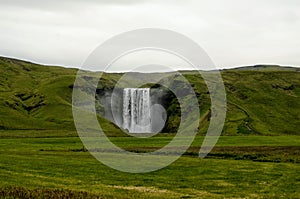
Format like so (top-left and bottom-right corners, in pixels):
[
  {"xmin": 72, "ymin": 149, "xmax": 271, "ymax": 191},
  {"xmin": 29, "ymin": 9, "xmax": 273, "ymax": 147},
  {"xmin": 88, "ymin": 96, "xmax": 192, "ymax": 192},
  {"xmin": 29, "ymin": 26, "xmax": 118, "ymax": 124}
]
[{"xmin": 97, "ymin": 88, "xmax": 167, "ymax": 134}]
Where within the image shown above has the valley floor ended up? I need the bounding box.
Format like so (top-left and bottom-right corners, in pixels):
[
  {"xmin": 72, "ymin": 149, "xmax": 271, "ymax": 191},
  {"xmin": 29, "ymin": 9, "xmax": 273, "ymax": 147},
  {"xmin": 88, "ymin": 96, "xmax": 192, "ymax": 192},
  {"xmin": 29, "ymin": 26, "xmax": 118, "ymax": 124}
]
[{"xmin": 0, "ymin": 131, "xmax": 299, "ymax": 198}]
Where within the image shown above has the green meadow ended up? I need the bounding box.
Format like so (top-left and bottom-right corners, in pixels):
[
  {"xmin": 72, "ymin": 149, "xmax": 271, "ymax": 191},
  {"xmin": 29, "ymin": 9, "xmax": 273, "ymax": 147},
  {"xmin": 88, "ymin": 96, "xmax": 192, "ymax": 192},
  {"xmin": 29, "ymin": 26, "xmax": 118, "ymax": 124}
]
[{"xmin": 0, "ymin": 133, "xmax": 299, "ymax": 198}]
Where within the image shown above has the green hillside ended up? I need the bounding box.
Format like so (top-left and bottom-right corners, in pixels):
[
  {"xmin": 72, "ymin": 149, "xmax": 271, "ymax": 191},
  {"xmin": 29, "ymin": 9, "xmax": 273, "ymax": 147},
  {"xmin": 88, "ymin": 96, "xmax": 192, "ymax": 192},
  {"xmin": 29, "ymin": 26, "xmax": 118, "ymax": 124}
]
[{"xmin": 1, "ymin": 56, "xmax": 299, "ymax": 136}]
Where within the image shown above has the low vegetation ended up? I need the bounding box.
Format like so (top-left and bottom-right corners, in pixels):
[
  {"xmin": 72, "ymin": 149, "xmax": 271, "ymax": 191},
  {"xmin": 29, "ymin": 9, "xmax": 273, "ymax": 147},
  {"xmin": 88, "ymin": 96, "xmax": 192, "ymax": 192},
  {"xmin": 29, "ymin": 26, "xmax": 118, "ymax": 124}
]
[{"xmin": 0, "ymin": 57, "xmax": 300, "ymax": 198}]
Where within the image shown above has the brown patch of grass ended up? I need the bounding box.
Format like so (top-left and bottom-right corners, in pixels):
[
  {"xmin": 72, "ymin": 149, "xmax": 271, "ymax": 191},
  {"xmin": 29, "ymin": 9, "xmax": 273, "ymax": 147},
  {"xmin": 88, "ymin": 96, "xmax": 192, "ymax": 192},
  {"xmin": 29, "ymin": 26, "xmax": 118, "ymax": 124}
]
[
  {"xmin": 0, "ymin": 186, "xmax": 101, "ymax": 199},
  {"xmin": 124, "ymin": 146, "xmax": 300, "ymax": 163}
]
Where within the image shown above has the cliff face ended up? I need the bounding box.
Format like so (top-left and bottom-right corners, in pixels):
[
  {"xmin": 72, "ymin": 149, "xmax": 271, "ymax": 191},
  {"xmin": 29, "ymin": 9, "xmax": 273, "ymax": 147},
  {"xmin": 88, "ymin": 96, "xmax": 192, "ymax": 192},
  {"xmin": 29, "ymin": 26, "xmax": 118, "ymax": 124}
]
[{"xmin": 96, "ymin": 86, "xmax": 180, "ymax": 133}]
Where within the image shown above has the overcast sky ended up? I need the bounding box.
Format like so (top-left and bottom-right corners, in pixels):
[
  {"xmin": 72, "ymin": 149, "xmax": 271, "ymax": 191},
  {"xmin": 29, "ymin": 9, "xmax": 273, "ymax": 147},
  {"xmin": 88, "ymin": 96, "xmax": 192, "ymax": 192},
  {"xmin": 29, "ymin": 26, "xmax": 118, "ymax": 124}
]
[{"xmin": 0, "ymin": 0, "xmax": 300, "ymax": 70}]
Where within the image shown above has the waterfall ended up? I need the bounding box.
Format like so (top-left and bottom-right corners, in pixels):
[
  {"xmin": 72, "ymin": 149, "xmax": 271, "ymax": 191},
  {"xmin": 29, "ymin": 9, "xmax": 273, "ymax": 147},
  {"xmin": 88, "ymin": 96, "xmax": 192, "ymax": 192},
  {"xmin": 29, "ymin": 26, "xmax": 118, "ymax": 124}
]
[{"xmin": 123, "ymin": 88, "xmax": 151, "ymax": 133}]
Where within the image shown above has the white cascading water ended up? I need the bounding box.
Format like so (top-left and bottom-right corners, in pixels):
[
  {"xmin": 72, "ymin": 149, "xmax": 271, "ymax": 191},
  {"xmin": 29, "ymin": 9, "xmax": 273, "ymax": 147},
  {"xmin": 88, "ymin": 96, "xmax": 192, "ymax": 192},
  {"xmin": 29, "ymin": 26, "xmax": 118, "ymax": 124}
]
[{"xmin": 123, "ymin": 88, "xmax": 151, "ymax": 133}]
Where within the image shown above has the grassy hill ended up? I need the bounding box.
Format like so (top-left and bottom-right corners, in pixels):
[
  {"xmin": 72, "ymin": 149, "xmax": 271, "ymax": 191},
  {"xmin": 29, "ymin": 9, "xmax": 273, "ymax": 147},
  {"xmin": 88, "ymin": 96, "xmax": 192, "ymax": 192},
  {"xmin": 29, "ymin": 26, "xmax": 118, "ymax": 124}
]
[
  {"xmin": 1, "ymin": 56, "xmax": 300, "ymax": 136},
  {"xmin": 0, "ymin": 57, "xmax": 124, "ymax": 136}
]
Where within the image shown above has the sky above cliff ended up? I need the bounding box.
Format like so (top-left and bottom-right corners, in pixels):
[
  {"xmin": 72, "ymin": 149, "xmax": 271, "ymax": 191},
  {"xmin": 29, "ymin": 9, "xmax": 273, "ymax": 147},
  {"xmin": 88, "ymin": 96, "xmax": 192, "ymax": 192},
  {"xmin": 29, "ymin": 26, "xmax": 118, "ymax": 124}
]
[{"xmin": 0, "ymin": 0, "xmax": 300, "ymax": 70}]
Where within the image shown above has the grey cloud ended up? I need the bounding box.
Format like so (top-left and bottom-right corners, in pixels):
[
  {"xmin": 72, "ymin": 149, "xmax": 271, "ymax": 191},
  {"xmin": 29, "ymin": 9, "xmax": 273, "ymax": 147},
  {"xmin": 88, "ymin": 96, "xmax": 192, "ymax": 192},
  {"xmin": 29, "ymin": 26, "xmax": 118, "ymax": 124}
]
[
  {"xmin": 0, "ymin": 0, "xmax": 145, "ymax": 11},
  {"xmin": 0, "ymin": 0, "xmax": 299, "ymax": 69}
]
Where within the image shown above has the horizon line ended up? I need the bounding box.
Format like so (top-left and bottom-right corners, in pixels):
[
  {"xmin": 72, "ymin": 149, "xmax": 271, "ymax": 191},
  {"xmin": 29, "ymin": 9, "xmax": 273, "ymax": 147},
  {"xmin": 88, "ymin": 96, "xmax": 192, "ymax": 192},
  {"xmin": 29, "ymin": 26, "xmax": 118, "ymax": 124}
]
[{"xmin": 1, "ymin": 54, "xmax": 299, "ymax": 73}]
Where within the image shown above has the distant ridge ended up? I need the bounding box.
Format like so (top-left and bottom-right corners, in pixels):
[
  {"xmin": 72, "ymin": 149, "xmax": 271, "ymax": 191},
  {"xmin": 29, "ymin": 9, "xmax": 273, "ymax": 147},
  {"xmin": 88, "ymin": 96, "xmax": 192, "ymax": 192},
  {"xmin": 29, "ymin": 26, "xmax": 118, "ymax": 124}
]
[
  {"xmin": 1, "ymin": 55, "xmax": 300, "ymax": 72},
  {"xmin": 223, "ymin": 64, "xmax": 300, "ymax": 72}
]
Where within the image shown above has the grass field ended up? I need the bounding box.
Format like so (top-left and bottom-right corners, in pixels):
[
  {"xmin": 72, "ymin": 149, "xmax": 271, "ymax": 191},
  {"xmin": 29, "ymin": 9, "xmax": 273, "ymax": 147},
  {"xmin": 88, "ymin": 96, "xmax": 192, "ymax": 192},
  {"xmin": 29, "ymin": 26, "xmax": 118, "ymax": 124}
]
[{"xmin": 0, "ymin": 131, "xmax": 299, "ymax": 198}]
